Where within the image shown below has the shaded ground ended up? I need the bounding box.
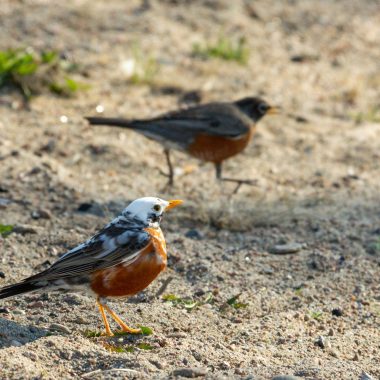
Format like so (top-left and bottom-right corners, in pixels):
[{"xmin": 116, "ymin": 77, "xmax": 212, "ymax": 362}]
[{"xmin": 0, "ymin": 0, "xmax": 379, "ymax": 379}]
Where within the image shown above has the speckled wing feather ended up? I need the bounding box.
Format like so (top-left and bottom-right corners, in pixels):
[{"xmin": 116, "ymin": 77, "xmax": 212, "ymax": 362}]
[{"xmin": 25, "ymin": 215, "xmax": 151, "ymax": 283}]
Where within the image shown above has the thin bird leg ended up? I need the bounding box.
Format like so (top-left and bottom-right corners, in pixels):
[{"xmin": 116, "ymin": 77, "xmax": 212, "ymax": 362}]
[
  {"xmin": 103, "ymin": 304, "xmax": 141, "ymax": 334},
  {"xmin": 215, "ymin": 162, "xmax": 222, "ymax": 180},
  {"xmin": 158, "ymin": 149, "xmax": 174, "ymax": 187},
  {"xmin": 97, "ymin": 298, "xmax": 113, "ymax": 336},
  {"xmin": 215, "ymin": 162, "xmax": 258, "ymax": 194},
  {"xmin": 165, "ymin": 149, "xmax": 174, "ymax": 186}
]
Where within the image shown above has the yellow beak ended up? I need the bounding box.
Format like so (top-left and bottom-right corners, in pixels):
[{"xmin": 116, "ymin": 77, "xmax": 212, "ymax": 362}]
[
  {"xmin": 166, "ymin": 199, "xmax": 183, "ymax": 210},
  {"xmin": 267, "ymin": 106, "xmax": 281, "ymax": 115}
]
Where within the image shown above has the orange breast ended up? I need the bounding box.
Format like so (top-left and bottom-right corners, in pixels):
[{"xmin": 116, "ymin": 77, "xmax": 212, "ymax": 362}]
[
  {"xmin": 187, "ymin": 128, "xmax": 254, "ymax": 163},
  {"xmin": 90, "ymin": 230, "xmax": 167, "ymax": 298}
]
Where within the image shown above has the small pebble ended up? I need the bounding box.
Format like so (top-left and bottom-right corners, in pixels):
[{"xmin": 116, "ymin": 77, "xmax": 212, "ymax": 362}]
[
  {"xmin": 75, "ymin": 316, "xmax": 88, "ymax": 324},
  {"xmin": 272, "ymin": 376, "xmax": 303, "ymax": 380},
  {"xmin": 23, "ymin": 351, "xmax": 37, "ymax": 361},
  {"xmin": 31, "ymin": 209, "xmax": 52, "ymax": 220},
  {"xmin": 315, "ymin": 335, "xmax": 329, "ymax": 349},
  {"xmin": 185, "ymin": 229, "xmax": 203, "ymax": 240},
  {"xmin": 329, "ymin": 349, "xmax": 339, "ymax": 358},
  {"xmin": 10, "ymin": 340, "xmax": 22, "ymax": 347},
  {"xmin": 77, "ymin": 202, "xmax": 105, "ymax": 217},
  {"xmin": 219, "ymin": 361, "xmax": 231, "ymax": 370},
  {"xmin": 0, "ymin": 271, "xmax": 5, "ymax": 279},
  {"xmin": 28, "ymin": 301, "xmax": 44, "ymax": 309},
  {"xmin": 149, "ymin": 359, "xmax": 166, "ymax": 369},
  {"xmin": 331, "ymin": 308, "xmax": 344, "ymax": 317},
  {"xmin": 12, "ymin": 225, "xmax": 39, "ymax": 235},
  {"xmin": 360, "ymin": 371, "xmax": 374, "ymax": 380},
  {"xmin": 0, "ymin": 198, "xmax": 11, "ymax": 207},
  {"xmin": 49, "ymin": 323, "xmax": 71, "ymax": 334},
  {"xmin": 328, "ymin": 328, "xmax": 335, "ymax": 336},
  {"xmin": 269, "ymin": 243, "xmax": 304, "ymax": 255},
  {"xmin": 0, "ymin": 307, "xmax": 10, "ymax": 314},
  {"xmin": 168, "ymin": 332, "xmax": 187, "ymax": 338},
  {"xmin": 171, "ymin": 367, "xmax": 207, "ymax": 378},
  {"xmin": 12, "ymin": 309, "xmax": 26, "ymax": 315}
]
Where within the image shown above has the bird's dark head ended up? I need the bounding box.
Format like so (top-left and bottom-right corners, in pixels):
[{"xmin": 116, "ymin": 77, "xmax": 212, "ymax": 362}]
[{"xmin": 234, "ymin": 97, "xmax": 279, "ymax": 121}]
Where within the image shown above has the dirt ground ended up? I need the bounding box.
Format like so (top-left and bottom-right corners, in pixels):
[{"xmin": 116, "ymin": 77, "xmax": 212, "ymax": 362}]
[{"xmin": 0, "ymin": 0, "xmax": 379, "ymax": 379}]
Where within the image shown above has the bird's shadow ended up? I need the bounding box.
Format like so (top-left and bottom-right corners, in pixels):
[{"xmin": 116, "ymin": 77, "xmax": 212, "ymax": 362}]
[{"xmin": 0, "ymin": 317, "xmax": 47, "ymax": 349}]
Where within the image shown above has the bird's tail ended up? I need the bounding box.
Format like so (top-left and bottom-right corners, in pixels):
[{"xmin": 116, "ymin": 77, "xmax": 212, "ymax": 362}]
[
  {"xmin": 85, "ymin": 117, "xmax": 138, "ymax": 129},
  {"xmin": 0, "ymin": 281, "xmax": 42, "ymax": 300}
]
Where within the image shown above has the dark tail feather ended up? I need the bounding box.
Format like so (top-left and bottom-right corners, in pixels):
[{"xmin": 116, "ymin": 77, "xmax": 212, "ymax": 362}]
[
  {"xmin": 85, "ymin": 117, "xmax": 137, "ymax": 129},
  {"xmin": 0, "ymin": 281, "xmax": 42, "ymax": 300}
]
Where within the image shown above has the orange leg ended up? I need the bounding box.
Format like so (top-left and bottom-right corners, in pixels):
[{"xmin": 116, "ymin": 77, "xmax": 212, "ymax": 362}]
[
  {"xmin": 103, "ymin": 304, "xmax": 141, "ymax": 334},
  {"xmin": 97, "ymin": 298, "xmax": 114, "ymax": 336}
]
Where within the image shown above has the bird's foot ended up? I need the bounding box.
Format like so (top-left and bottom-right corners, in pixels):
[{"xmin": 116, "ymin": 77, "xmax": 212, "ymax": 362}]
[
  {"xmin": 157, "ymin": 168, "xmax": 174, "ymax": 190},
  {"xmin": 116, "ymin": 326, "xmax": 142, "ymax": 335},
  {"xmin": 220, "ymin": 178, "xmax": 258, "ymax": 194},
  {"xmin": 100, "ymin": 303, "xmax": 142, "ymax": 335}
]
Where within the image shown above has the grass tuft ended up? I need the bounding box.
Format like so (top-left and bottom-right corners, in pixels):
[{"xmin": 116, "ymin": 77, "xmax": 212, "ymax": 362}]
[
  {"xmin": 123, "ymin": 44, "xmax": 159, "ymax": 85},
  {"xmin": 163, "ymin": 292, "xmax": 213, "ymax": 312},
  {"xmin": 310, "ymin": 311, "xmax": 323, "ymax": 321},
  {"xmin": 192, "ymin": 36, "xmax": 249, "ymax": 64},
  {"xmin": 0, "ymin": 47, "xmax": 88, "ymax": 99},
  {"xmin": 226, "ymin": 294, "xmax": 249, "ymax": 310},
  {"xmin": 350, "ymin": 107, "xmax": 380, "ymax": 124},
  {"xmin": 82, "ymin": 329, "xmax": 102, "ymax": 338},
  {"xmin": 0, "ymin": 224, "xmax": 13, "ymax": 238}
]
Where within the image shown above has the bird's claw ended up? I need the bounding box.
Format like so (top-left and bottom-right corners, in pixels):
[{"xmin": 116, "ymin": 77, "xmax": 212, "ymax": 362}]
[{"xmin": 220, "ymin": 178, "xmax": 259, "ymax": 194}]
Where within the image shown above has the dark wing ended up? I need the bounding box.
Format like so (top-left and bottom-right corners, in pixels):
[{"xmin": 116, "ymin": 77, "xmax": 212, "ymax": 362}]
[
  {"xmin": 25, "ymin": 216, "xmax": 151, "ymax": 283},
  {"xmin": 130, "ymin": 102, "xmax": 253, "ymax": 149}
]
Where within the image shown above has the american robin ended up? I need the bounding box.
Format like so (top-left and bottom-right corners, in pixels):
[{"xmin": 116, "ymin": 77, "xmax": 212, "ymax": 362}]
[
  {"xmin": 0, "ymin": 197, "xmax": 182, "ymax": 336},
  {"xmin": 86, "ymin": 96, "xmax": 279, "ymax": 188}
]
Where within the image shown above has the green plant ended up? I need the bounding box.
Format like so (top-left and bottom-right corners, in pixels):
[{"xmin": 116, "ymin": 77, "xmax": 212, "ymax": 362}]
[
  {"xmin": 126, "ymin": 44, "xmax": 159, "ymax": 85},
  {"xmin": 113, "ymin": 325, "xmax": 153, "ymax": 336},
  {"xmin": 350, "ymin": 107, "xmax": 380, "ymax": 124},
  {"xmin": 163, "ymin": 294, "xmax": 199, "ymax": 311},
  {"xmin": 0, "ymin": 48, "xmax": 88, "ymax": 99},
  {"xmin": 226, "ymin": 294, "xmax": 248, "ymax": 310},
  {"xmin": 0, "ymin": 224, "xmax": 13, "ymax": 238},
  {"xmin": 82, "ymin": 329, "xmax": 102, "ymax": 338},
  {"xmin": 163, "ymin": 292, "xmax": 213, "ymax": 312},
  {"xmin": 310, "ymin": 311, "xmax": 323, "ymax": 320},
  {"xmin": 192, "ymin": 36, "xmax": 249, "ymax": 64}
]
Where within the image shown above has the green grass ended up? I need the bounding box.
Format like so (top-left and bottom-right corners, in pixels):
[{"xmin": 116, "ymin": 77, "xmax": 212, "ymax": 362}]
[
  {"xmin": 310, "ymin": 311, "xmax": 323, "ymax": 321},
  {"xmin": 0, "ymin": 48, "xmax": 88, "ymax": 99},
  {"xmin": 162, "ymin": 292, "xmax": 213, "ymax": 312},
  {"xmin": 113, "ymin": 325, "xmax": 153, "ymax": 336},
  {"xmin": 83, "ymin": 325, "xmax": 153, "ymax": 339},
  {"xmin": 162, "ymin": 294, "xmax": 199, "ymax": 311},
  {"xmin": 294, "ymin": 286, "xmax": 303, "ymax": 296},
  {"xmin": 350, "ymin": 107, "xmax": 380, "ymax": 124},
  {"xmin": 226, "ymin": 294, "xmax": 248, "ymax": 310},
  {"xmin": 127, "ymin": 44, "xmax": 159, "ymax": 85},
  {"xmin": 82, "ymin": 329, "xmax": 102, "ymax": 338},
  {"xmin": 0, "ymin": 224, "xmax": 13, "ymax": 238},
  {"xmin": 192, "ymin": 36, "xmax": 249, "ymax": 64},
  {"xmin": 368, "ymin": 237, "xmax": 380, "ymax": 255}
]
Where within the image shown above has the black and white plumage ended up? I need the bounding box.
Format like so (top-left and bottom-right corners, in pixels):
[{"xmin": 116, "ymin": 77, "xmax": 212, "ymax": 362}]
[{"xmin": 0, "ymin": 197, "xmax": 181, "ymax": 300}]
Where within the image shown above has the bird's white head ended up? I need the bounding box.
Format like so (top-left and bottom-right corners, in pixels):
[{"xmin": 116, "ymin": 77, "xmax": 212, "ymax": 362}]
[{"xmin": 123, "ymin": 197, "xmax": 183, "ymax": 225}]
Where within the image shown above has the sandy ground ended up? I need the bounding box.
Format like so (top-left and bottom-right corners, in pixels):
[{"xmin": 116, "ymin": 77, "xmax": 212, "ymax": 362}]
[{"xmin": 0, "ymin": 0, "xmax": 379, "ymax": 379}]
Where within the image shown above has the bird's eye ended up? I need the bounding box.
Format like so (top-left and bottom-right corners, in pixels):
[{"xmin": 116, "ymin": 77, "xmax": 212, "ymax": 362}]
[
  {"xmin": 153, "ymin": 204, "xmax": 161, "ymax": 212},
  {"xmin": 258, "ymin": 103, "xmax": 268, "ymax": 114}
]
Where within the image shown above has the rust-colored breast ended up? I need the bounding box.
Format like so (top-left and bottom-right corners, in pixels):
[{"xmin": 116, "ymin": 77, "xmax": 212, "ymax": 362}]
[
  {"xmin": 187, "ymin": 128, "xmax": 254, "ymax": 163},
  {"xmin": 90, "ymin": 228, "xmax": 167, "ymax": 298}
]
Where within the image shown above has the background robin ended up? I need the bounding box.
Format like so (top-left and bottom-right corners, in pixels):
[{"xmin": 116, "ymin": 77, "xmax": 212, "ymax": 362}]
[
  {"xmin": 86, "ymin": 96, "xmax": 279, "ymax": 188},
  {"xmin": 0, "ymin": 197, "xmax": 182, "ymax": 336}
]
